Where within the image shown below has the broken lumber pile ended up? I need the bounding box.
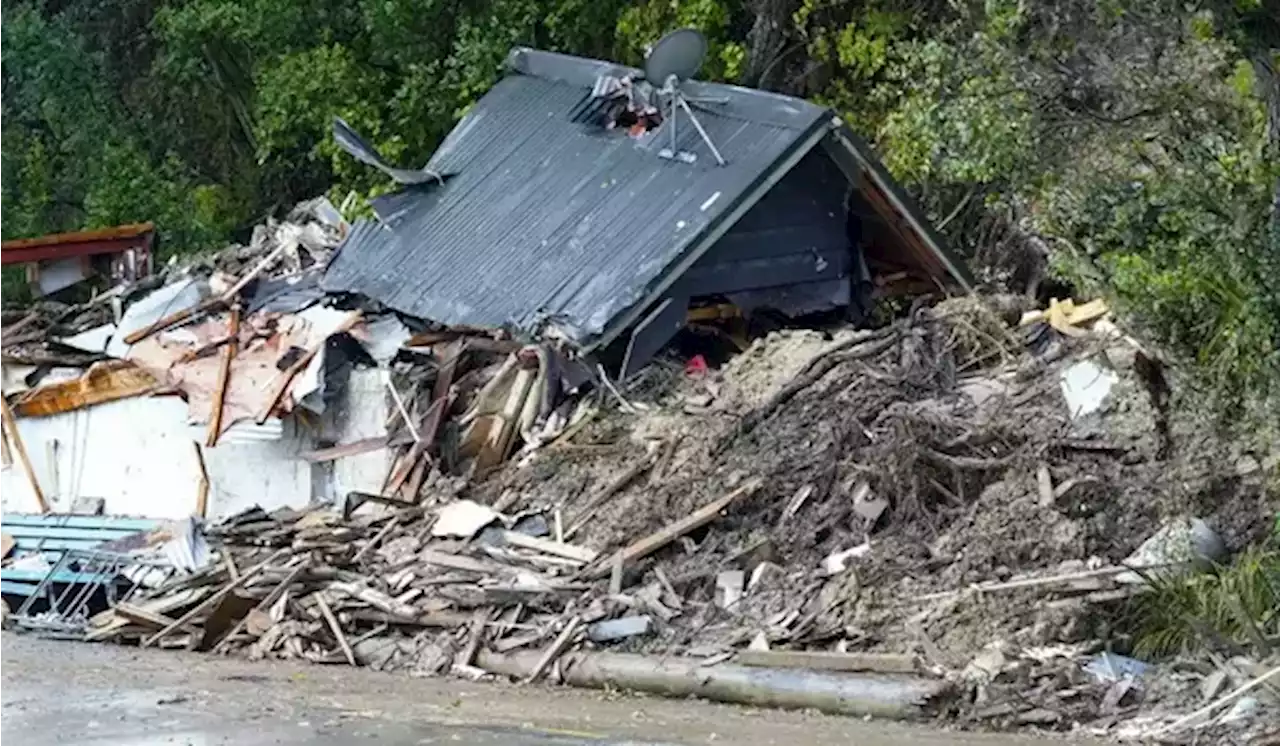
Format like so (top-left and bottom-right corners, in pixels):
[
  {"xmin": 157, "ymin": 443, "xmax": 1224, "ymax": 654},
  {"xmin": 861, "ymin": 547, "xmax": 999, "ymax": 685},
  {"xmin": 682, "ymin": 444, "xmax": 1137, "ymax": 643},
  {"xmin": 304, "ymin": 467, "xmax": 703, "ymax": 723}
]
[
  {"xmin": 82, "ymin": 477, "xmax": 950, "ymax": 717},
  {"xmin": 87, "ymin": 483, "xmax": 755, "ymax": 674}
]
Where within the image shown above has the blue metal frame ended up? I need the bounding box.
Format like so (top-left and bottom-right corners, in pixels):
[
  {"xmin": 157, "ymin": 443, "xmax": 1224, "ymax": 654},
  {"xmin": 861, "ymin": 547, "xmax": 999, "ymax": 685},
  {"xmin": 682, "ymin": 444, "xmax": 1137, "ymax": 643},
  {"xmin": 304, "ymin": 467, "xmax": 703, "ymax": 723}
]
[{"xmin": 2, "ymin": 513, "xmax": 160, "ymax": 598}]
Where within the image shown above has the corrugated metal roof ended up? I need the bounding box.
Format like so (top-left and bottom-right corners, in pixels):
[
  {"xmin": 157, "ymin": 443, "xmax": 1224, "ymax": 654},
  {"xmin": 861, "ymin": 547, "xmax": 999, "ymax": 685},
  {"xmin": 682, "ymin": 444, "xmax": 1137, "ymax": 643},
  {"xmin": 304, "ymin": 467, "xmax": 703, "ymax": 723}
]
[{"xmin": 323, "ymin": 49, "xmax": 832, "ymax": 345}]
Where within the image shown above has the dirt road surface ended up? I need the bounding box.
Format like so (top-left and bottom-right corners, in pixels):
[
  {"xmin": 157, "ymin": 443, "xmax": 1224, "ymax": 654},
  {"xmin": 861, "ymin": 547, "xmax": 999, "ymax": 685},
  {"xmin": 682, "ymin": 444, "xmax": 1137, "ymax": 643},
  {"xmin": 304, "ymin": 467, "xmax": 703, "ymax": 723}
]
[{"xmin": 1, "ymin": 634, "xmax": 1101, "ymax": 745}]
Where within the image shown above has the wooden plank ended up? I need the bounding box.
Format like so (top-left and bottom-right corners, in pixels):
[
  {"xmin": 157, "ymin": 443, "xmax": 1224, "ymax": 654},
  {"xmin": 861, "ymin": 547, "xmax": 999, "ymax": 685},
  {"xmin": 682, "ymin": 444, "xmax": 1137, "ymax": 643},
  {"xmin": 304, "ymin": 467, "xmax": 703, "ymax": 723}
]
[
  {"xmin": 384, "ymin": 398, "xmax": 443, "ymax": 495},
  {"xmin": 123, "ymin": 236, "xmax": 296, "ymax": 345},
  {"xmin": 911, "ymin": 563, "xmax": 1175, "ymax": 602},
  {"xmin": 402, "ymin": 453, "xmax": 429, "ymax": 501},
  {"xmin": 192, "ymin": 442, "xmax": 210, "ymax": 519},
  {"xmin": 457, "ymin": 607, "xmax": 496, "ymax": 669},
  {"xmin": 212, "ymin": 561, "xmax": 309, "ymax": 652},
  {"xmin": 501, "ymin": 531, "xmax": 597, "ymax": 564},
  {"xmin": 523, "ymin": 615, "xmax": 581, "ymax": 684},
  {"xmin": 205, "ymin": 304, "xmax": 241, "ymax": 447},
  {"xmin": 301, "ymin": 435, "xmax": 407, "ymax": 463},
  {"xmin": 383, "ymin": 339, "xmax": 462, "ymax": 494},
  {"xmin": 351, "ymin": 517, "xmax": 400, "ymax": 565},
  {"xmin": 1, "ymin": 397, "xmax": 48, "ymax": 513},
  {"xmin": 110, "ymin": 603, "xmax": 189, "ymax": 631},
  {"xmin": 609, "ymin": 554, "xmax": 624, "ymax": 595},
  {"xmin": 13, "ymin": 361, "xmax": 158, "ymax": 417},
  {"xmin": 566, "ymin": 456, "xmax": 653, "ymax": 538},
  {"xmin": 86, "ymin": 589, "xmax": 208, "ymax": 641},
  {"xmin": 121, "ymin": 299, "xmax": 218, "ymax": 345},
  {"xmin": 417, "ymin": 549, "xmax": 505, "ymax": 575},
  {"xmin": 735, "ymin": 650, "xmax": 920, "ymax": 674},
  {"xmin": 143, "ymin": 548, "xmax": 289, "ymax": 647},
  {"xmin": 315, "ymin": 593, "xmax": 357, "ymax": 666},
  {"xmin": 588, "ymin": 479, "xmax": 761, "ymax": 579}
]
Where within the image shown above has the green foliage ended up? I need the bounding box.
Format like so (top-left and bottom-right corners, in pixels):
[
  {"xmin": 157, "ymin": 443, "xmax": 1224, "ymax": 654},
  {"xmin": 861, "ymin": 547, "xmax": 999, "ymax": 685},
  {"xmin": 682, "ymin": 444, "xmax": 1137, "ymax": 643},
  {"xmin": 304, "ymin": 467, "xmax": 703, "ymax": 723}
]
[
  {"xmin": 616, "ymin": 0, "xmax": 745, "ymax": 81},
  {"xmin": 253, "ymin": 44, "xmax": 393, "ymax": 193},
  {"xmin": 1129, "ymin": 541, "xmax": 1280, "ymax": 659},
  {"xmin": 1037, "ymin": 30, "xmax": 1280, "ymax": 403},
  {"xmin": 872, "ymin": 33, "xmax": 1036, "ymax": 187},
  {"xmin": 84, "ymin": 142, "xmax": 237, "ymax": 259},
  {"xmin": 1, "ymin": 0, "xmax": 1277, "ymax": 415}
]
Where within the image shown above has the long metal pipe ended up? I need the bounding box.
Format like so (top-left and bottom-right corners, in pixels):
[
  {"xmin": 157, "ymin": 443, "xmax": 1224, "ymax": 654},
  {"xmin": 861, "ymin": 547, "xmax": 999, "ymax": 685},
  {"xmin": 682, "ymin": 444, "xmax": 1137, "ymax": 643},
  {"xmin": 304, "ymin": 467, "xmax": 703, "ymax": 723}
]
[{"xmin": 476, "ymin": 649, "xmax": 951, "ymax": 720}]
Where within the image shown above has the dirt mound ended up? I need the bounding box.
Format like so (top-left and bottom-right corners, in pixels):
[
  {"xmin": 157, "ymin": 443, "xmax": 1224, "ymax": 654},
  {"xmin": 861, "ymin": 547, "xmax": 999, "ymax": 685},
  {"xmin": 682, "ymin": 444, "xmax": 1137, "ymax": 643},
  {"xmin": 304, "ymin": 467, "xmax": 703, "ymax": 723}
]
[{"xmin": 469, "ymin": 299, "xmax": 1272, "ymax": 729}]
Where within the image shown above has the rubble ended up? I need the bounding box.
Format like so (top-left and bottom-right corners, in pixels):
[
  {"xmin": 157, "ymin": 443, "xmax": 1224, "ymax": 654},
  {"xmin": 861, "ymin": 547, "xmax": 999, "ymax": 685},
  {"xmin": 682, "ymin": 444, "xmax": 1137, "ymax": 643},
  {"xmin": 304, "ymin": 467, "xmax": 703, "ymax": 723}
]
[{"xmin": 3, "ymin": 198, "xmax": 1276, "ymax": 734}]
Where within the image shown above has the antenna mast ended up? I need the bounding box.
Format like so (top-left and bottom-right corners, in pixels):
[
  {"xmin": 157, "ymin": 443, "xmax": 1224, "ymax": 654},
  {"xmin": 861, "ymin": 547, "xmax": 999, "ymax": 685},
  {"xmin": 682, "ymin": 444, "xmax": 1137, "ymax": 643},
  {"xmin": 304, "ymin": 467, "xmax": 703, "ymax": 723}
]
[{"xmin": 644, "ymin": 29, "xmax": 728, "ymax": 166}]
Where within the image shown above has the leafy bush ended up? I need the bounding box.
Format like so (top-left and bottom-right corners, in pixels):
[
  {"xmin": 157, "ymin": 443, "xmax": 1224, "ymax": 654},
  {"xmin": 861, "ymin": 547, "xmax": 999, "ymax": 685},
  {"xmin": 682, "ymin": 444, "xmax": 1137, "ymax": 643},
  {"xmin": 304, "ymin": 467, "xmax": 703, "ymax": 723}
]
[{"xmin": 1129, "ymin": 538, "xmax": 1280, "ymax": 659}]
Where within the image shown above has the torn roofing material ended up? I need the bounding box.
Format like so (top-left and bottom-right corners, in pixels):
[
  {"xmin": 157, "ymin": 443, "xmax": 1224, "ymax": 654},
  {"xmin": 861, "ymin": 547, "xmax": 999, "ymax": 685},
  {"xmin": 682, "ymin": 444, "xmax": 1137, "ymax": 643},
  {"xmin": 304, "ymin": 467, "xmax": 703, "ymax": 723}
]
[
  {"xmin": 324, "ymin": 48, "xmax": 971, "ymax": 349},
  {"xmin": 332, "ymin": 118, "xmax": 455, "ymax": 187}
]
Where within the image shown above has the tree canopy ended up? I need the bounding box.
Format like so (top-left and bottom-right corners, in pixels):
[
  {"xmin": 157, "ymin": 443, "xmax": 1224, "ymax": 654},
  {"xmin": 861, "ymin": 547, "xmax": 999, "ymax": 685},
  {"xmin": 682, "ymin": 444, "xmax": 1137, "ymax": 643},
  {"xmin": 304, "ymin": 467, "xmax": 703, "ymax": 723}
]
[{"xmin": 3, "ymin": 0, "xmax": 1277, "ymax": 405}]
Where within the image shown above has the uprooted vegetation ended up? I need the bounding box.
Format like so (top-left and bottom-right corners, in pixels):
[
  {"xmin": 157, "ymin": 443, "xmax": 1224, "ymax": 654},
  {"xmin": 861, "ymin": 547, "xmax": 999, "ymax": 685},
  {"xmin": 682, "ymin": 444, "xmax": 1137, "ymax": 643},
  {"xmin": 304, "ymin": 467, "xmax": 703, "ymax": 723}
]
[
  {"xmin": 469, "ymin": 298, "xmax": 1276, "ymax": 729},
  {"xmin": 27, "ymin": 292, "xmax": 1276, "ymax": 737},
  {"xmin": 1126, "ymin": 537, "xmax": 1280, "ymax": 660}
]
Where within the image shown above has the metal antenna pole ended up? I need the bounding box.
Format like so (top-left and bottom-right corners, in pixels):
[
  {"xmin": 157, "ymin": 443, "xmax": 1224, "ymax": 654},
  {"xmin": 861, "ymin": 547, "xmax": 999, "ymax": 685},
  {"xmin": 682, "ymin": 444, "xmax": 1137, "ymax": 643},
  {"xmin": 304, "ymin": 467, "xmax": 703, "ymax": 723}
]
[
  {"xmin": 665, "ymin": 75, "xmax": 679, "ymax": 154},
  {"xmin": 676, "ymin": 96, "xmax": 726, "ymax": 166}
]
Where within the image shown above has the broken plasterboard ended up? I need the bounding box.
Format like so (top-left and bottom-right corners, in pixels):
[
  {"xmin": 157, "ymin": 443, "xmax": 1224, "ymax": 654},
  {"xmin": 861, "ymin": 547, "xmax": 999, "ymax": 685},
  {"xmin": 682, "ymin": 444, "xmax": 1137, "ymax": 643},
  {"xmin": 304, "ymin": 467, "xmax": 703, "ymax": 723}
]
[
  {"xmin": 106, "ymin": 279, "xmax": 206, "ymax": 359},
  {"xmin": 1059, "ymin": 360, "xmax": 1119, "ymax": 419}
]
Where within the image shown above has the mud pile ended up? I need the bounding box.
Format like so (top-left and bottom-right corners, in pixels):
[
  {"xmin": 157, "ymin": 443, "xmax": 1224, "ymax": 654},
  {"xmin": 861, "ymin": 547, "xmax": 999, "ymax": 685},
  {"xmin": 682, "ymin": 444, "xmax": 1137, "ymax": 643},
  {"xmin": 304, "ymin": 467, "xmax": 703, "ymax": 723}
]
[{"xmin": 475, "ymin": 297, "xmax": 1274, "ymax": 730}]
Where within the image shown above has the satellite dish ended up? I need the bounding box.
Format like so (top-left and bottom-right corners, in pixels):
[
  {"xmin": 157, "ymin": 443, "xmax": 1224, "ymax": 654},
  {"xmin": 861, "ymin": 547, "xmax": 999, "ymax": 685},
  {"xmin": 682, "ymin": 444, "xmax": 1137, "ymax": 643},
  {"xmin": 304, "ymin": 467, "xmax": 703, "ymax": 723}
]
[
  {"xmin": 644, "ymin": 29, "xmax": 709, "ymax": 85},
  {"xmin": 643, "ymin": 29, "xmax": 728, "ymax": 166}
]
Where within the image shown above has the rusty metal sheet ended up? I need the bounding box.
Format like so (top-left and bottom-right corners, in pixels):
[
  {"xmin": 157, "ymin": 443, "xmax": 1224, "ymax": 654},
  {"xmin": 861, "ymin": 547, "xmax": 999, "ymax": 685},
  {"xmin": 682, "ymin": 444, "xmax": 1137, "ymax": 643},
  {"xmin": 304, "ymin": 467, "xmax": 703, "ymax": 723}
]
[
  {"xmin": 123, "ymin": 308, "xmax": 353, "ymax": 434},
  {"xmin": 1, "ymin": 223, "xmax": 154, "ymax": 250},
  {"xmin": 2, "ymin": 223, "xmax": 155, "ymax": 269}
]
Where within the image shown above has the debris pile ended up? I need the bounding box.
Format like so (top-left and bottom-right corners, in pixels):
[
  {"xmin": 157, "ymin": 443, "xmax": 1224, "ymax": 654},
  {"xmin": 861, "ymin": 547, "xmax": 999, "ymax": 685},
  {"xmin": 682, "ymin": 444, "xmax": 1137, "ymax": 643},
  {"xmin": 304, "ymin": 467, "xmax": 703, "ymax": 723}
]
[
  {"xmin": 3, "ymin": 193, "xmax": 1275, "ymax": 736},
  {"xmin": 41, "ymin": 295, "xmax": 1275, "ymax": 736},
  {"xmin": 1, "ymin": 199, "xmax": 596, "ymax": 519}
]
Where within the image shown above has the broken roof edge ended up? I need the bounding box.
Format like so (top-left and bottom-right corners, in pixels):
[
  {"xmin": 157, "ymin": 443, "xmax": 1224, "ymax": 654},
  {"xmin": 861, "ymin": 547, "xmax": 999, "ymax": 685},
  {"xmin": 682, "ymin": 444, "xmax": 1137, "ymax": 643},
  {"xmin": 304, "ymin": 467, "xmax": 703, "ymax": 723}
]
[
  {"xmin": 828, "ymin": 124, "xmax": 975, "ymax": 292},
  {"xmin": 1, "ymin": 222, "xmax": 155, "ymax": 251},
  {"xmin": 583, "ymin": 115, "xmax": 838, "ymax": 354},
  {"xmin": 584, "ymin": 119, "xmax": 974, "ymax": 355}
]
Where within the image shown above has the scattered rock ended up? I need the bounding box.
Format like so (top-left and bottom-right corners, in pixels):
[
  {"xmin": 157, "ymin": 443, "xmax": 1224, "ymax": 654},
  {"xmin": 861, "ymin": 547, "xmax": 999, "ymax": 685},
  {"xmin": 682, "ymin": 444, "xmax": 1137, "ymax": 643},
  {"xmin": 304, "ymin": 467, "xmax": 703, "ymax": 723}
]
[
  {"xmin": 822, "ymin": 543, "xmax": 870, "ymax": 575},
  {"xmin": 747, "ymin": 561, "xmax": 784, "ymax": 593},
  {"xmin": 1117, "ymin": 517, "xmax": 1226, "ymax": 583},
  {"xmin": 1219, "ymin": 696, "xmax": 1259, "ymax": 726},
  {"xmin": 964, "ymin": 643, "xmax": 1009, "ymax": 683},
  {"xmin": 1200, "ymin": 670, "xmax": 1228, "ymax": 701}
]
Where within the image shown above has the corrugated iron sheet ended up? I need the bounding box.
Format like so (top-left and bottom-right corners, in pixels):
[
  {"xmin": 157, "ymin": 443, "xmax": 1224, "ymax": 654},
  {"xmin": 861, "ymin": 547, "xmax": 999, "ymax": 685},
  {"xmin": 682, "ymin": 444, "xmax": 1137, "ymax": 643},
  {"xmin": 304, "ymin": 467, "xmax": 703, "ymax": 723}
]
[{"xmin": 323, "ymin": 51, "xmax": 831, "ymax": 346}]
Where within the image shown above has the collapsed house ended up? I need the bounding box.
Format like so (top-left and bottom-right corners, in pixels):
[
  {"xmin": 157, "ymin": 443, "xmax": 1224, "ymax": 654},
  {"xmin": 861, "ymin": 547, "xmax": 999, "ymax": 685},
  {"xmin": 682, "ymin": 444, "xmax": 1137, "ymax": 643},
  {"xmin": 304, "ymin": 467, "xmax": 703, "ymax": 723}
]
[
  {"xmin": 3, "ymin": 41, "xmax": 1276, "ymax": 738},
  {"xmin": 326, "ymin": 48, "xmax": 973, "ymax": 377},
  {"xmin": 1, "ymin": 46, "xmax": 968, "ymax": 523}
]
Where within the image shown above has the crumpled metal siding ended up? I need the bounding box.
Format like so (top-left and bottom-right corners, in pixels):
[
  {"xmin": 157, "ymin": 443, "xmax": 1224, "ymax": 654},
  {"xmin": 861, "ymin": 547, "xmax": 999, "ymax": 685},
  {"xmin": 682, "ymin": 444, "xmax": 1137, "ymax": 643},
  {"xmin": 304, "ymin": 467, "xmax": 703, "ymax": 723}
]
[{"xmin": 323, "ymin": 71, "xmax": 829, "ymax": 344}]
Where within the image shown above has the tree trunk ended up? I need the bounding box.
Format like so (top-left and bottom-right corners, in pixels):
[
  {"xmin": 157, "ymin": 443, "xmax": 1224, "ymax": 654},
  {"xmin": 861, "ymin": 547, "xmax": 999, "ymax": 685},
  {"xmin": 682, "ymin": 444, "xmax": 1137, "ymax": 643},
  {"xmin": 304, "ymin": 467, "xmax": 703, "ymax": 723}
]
[
  {"xmin": 1249, "ymin": 51, "xmax": 1280, "ymax": 326},
  {"xmin": 742, "ymin": 0, "xmax": 801, "ymax": 92}
]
